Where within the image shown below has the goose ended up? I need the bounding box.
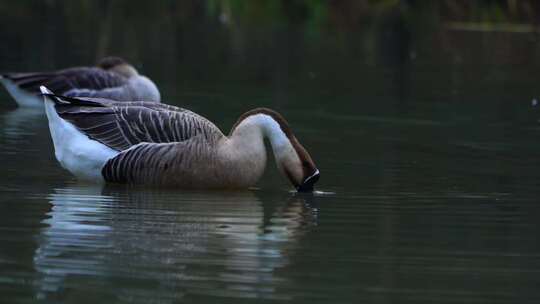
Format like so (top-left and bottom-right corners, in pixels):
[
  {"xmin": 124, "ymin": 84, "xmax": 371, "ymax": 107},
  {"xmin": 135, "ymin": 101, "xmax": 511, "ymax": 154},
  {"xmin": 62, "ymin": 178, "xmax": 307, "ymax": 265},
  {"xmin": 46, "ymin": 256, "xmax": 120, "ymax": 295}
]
[
  {"xmin": 1, "ymin": 57, "xmax": 160, "ymax": 108},
  {"xmin": 40, "ymin": 86, "xmax": 320, "ymax": 192}
]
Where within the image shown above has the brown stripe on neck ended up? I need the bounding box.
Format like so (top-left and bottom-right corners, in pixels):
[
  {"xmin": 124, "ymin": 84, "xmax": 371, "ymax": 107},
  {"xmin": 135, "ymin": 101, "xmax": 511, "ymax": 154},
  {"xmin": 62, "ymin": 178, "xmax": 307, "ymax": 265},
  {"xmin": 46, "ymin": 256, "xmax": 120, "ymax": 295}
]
[
  {"xmin": 230, "ymin": 108, "xmax": 317, "ymax": 178},
  {"xmin": 230, "ymin": 108, "xmax": 293, "ymax": 138}
]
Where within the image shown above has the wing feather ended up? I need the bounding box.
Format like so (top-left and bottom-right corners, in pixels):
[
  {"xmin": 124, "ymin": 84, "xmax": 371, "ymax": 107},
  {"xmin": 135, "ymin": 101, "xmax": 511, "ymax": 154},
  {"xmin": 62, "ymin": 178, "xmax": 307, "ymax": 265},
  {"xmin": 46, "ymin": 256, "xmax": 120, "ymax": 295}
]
[
  {"xmin": 3, "ymin": 67, "xmax": 127, "ymax": 96},
  {"xmin": 54, "ymin": 96, "xmax": 224, "ymax": 152}
]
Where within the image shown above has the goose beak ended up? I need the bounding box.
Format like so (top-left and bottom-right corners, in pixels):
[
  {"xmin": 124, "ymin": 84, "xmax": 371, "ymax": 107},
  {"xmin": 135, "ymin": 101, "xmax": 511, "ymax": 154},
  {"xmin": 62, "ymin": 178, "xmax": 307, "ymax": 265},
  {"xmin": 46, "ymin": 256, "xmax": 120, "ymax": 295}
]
[{"xmin": 297, "ymin": 169, "xmax": 320, "ymax": 192}]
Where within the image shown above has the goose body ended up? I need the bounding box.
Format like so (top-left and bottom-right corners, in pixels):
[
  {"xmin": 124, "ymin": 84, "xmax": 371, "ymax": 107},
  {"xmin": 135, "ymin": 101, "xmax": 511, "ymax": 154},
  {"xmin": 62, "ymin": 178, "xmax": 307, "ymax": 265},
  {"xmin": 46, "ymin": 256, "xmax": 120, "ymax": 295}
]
[
  {"xmin": 2, "ymin": 57, "xmax": 160, "ymax": 108},
  {"xmin": 41, "ymin": 86, "xmax": 320, "ymax": 191}
]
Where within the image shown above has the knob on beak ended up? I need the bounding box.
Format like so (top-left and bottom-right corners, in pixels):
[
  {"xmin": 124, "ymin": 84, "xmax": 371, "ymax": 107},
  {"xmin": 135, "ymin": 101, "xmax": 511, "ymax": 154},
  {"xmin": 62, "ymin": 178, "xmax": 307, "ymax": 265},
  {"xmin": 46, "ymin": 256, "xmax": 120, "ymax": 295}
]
[{"xmin": 297, "ymin": 169, "xmax": 320, "ymax": 192}]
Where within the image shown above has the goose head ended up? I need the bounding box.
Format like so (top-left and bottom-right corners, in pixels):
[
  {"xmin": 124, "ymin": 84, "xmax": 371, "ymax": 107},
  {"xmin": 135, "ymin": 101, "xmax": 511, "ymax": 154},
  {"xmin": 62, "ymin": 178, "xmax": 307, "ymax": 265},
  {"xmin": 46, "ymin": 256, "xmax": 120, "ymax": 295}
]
[
  {"xmin": 276, "ymin": 135, "xmax": 320, "ymax": 192},
  {"xmin": 97, "ymin": 56, "xmax": 139, "ymax": 78}
]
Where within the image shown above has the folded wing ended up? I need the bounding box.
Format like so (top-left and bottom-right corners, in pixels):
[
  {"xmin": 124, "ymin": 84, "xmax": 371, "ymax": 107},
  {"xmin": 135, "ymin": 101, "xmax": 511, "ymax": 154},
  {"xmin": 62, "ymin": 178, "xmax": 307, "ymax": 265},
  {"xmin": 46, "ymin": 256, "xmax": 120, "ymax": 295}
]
[
  {"xmin": 3, "ymin": 67, "xmax": 126, "ymax": 96},
  {"xmin": 51, "ymin": 95, "xmax": 224, "ymax": 151}
]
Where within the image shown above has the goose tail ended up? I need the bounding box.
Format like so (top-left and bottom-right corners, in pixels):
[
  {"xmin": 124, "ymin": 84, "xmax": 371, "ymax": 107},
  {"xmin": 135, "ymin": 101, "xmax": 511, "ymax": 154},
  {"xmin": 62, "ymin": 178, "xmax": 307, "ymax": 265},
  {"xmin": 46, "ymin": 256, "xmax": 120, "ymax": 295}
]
[
  {"xmin": 40, "ymin": 85, "xmax": 77, "ymax": 107},
  {"xmin": 40, "ymin": 86, "xmax": 58, "ymax": 113},
  {"xmin": 40, "ymin": 86, "xmax": 65, "ymax": 144},
  {"xmin": 40, "ymin": 85, "xmax": 62, "ymax": 104},
  {"xmin": 40, "ymin": 85, "xmax": 118, "ymax": 182},
  {"xmin": 40, "ymin": 86, "xmax": 104, "ymax": 107}
]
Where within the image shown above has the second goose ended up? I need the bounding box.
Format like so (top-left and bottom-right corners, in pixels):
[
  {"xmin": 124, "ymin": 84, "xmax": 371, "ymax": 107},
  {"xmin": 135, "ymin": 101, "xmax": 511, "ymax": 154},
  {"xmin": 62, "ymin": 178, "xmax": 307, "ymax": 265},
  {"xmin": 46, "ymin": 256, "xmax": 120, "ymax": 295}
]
[
  {"xmin": 40, "ymin": 86, "xmax": 320, "ymax": 192},
  {"xmin": 1, "ymin": 57, "xmax": 160, "ymax": 107}
]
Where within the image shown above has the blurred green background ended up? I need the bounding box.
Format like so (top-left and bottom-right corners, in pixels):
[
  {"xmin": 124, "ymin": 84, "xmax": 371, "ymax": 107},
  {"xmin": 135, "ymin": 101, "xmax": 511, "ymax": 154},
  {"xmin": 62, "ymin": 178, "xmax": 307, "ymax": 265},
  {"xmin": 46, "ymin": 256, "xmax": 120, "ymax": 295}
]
[{"xmin": 2, "ymin": 0, "xmax": 540, "ymax": 118}]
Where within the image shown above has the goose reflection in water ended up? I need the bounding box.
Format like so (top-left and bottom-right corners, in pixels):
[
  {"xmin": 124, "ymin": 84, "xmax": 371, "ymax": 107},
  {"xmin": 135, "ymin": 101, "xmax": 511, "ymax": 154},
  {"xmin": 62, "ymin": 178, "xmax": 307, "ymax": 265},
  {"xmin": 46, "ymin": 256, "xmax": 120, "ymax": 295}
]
[{"xmin": 34, "ymin": 184, "xmax": 318, "ymax": 301}]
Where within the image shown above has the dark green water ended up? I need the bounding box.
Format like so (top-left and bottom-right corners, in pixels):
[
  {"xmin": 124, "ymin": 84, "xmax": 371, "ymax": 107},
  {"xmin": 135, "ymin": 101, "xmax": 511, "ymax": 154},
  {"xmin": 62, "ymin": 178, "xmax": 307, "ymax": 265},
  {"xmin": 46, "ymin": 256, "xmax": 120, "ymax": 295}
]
[{"xmin": 2, "ymin": 1, "xmax": 540, "ymax": 303}]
